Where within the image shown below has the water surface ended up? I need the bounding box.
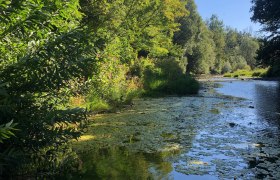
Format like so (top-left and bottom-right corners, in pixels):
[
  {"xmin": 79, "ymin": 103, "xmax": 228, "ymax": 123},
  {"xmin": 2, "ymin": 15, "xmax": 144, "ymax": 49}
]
[{"xmin": 70, "ymin": 79, "xmax": 280, "ymax": 179}]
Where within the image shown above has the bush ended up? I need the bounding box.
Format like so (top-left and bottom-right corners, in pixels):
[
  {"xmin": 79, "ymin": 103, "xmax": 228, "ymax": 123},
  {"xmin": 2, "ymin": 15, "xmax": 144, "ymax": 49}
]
[
  {"xmin": 223, "ymin": 74, "xmax": 232, "ymax": 78},
  {"xmin": 166, "ymin": 76, "xmax": 199, "ymax": 95},
  {"xmin": 142, "ymin": 59, "xmax": 199, "ymax": 96},
  {"xmin": 222, "ymin": 62, "xmax": 232, "ymax": 74},
  {"xmin": 264, "ymin": 66, "xmax": 279, "ymax": 77},
  {"xmin": 223, "ymin": 68, "xmax": 268, "ymax": 78},
  {"xmin": 0, "ymin": 1, "xmax": 90, "ymax": 176},
  {"xmin": 252, "ymin": 72, "xmax": 261, "ymax": 77}
]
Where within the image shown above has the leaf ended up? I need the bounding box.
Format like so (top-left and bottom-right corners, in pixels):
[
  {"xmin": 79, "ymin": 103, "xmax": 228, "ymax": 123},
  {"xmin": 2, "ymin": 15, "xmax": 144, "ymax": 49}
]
[{"xmin": 5, "ymin": 120, "xmax": 13, "ymax": 128}]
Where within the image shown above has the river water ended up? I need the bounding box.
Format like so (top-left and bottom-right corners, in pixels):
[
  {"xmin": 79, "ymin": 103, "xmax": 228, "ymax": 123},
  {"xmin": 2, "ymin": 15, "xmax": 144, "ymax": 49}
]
[{"xmin": 71, "ymin": 79, "xmax": 280, "ymax": 179}]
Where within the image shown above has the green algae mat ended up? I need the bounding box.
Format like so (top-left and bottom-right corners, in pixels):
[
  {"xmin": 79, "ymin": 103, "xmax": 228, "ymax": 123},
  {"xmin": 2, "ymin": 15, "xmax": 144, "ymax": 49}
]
[{"xmin": 70, "ymin": 81, "xmax": 280, "ymax": 179}]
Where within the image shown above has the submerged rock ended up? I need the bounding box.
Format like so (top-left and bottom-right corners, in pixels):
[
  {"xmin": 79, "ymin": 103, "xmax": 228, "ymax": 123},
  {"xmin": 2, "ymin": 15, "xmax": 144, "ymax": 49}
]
[{"xmin": 229, "ymin": 122, "xmax": 236, "ymax": 127}]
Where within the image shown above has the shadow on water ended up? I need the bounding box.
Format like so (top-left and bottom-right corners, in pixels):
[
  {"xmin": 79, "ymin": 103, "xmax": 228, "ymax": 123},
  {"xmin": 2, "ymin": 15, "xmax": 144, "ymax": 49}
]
[{"xmin": 254, "ymin": 81, "xmax": 280, "ymax": 127}]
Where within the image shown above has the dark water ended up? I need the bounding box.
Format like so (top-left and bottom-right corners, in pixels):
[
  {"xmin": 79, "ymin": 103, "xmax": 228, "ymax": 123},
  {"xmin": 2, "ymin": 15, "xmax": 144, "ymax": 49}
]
[{"xmin": 69, "ymin": 79, "xmax": 280, "ymax": 180}]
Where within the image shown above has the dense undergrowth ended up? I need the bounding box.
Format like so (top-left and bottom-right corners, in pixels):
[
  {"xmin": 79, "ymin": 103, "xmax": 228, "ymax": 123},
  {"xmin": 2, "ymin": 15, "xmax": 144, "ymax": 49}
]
[
  {"xmin": 70, "ymin": 58, "xmax": 199, "ymax": 112},
  {"xmin": 223, "ymin": 68, "xmax": 268, "ymax": 78}
]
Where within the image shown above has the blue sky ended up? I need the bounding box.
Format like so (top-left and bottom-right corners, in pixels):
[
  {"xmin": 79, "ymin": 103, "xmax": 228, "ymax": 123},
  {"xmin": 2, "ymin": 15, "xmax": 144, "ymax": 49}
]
[{"xmin": 194, "ymin": 0, "xmax": 262, "ymax": 35}]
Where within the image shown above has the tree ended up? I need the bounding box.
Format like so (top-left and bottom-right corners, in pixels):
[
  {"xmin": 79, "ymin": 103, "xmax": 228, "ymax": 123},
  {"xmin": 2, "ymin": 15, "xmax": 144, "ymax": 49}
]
[
  {"xmin": 239, "ymin": 34, "xmax": 259, "ymax": 69},
  {"xmin": 174, "ymin": 4, "xmax": 259, "ymax": 75},
  {"xmin": 251, "ymin": 0, "xmax": 280, "ymax": 36},
  {"xmin": 0, "ymin": 0, "xmax": 201, "ymax": 177},
  {"xmin": 174, "ymin": 0, "xmax": 215, "ymax": 74},
  {"xmin": 251, "ymin": 0, "xmax": 280, "ymax": 76},
  {"xmin": 207, "ymin": 15, "xmax": 226, "ymax": 73},
  {"xmin": 256, "ymin": 37, "xmax": 280, "ymax": 76},
  {"xmin": 0, "ymin": 0, "xmax": 94, "ymax": 175}
]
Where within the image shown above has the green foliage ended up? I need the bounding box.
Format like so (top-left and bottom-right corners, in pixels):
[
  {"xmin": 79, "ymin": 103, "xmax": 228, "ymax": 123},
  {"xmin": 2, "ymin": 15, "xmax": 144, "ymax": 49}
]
[
  {"xmin": 239, "ymin": 35, "xmax": 259, "ymax": 68},
  {"xmin": 223, "ymin": 74, "xmax": 232, "ymax": 78},
  {"xmin": 0, "ymin": 0, "xmax": 244, "ymax": 177},
  {"xmin": 174, "ymin": 0, "xmax": 215, "ymax": 75},
  {"xmin": 267, "ymin": 63, "xmax": 280, "ymax": 77},
  {"xmin": 85, "ymin": 94, "xmax": 111, "ymax": 112},
  {"xmin": 80, "ymin": 0, "xmax": 197, "ymax": 105},
  {"xmin": 223, "ymin": 68, "xmax": 268, "ymax": 78},
  {"xmin": 0, "ymin": 121, "xmax": 17, "ymax": 143},
  {"xmin": 0, "ymin": 0, "xmax": 92, "ymax": 176},
  {"xmin": 229, "ymin": 55, "xmax": 249, "ymax": 71},
  {"xmin": 207, "ymin": 15, "xmax": 226, "ymax": 73},
  {"xmin": 173, "ymin": 1, "xmax": 259, "ymax": 75},
  {"xmin": 165, "ymin": 76, "xmax": 199, "ymax": 95},
  {"xmin": 28, "ymin": 145, "xmax": 80, "ymax": 177},
  {"xmin": 142, "ymin": 58, "xmax": 199, "ymax": 96},
  {"xmin": 251, "ymin": 0, "xmax": 280, "ymax": 77},
  {"xmin": 255, "ymin": 37, "xmax": 280, "ymax": 77},
  {"xmin": 251, "ymin": 0, "xmax": 280, "ymax": 35},
  {"xmin": 221, "ymin": 61, "xmax": 232, "ymax": 74}
]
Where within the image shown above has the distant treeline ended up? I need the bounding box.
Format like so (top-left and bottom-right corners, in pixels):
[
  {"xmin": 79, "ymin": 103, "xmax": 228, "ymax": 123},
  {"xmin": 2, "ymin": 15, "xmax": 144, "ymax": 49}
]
[{"xmin": 175, "ymin": 1, "xmax": 259, "ymax": 75}]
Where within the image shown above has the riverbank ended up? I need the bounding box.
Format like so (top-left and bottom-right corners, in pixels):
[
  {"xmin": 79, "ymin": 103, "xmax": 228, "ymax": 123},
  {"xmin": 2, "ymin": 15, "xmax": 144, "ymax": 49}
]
[{"xmin": 197, "ymin": 75, "xmax": 280, "ymax": 82}]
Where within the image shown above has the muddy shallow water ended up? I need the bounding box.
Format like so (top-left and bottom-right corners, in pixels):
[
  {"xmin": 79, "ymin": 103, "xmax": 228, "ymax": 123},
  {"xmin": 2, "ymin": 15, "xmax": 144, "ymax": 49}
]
[{"xmin": 71, "ymin": 79, "xmax": 280, "ymax": 180}]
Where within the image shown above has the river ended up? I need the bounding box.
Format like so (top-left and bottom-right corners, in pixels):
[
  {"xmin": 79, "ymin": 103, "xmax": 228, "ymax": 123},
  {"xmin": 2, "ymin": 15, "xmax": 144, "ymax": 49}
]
[{"xmin": 70, "ymin": 79, "xmax": 280, "ymax": 179}]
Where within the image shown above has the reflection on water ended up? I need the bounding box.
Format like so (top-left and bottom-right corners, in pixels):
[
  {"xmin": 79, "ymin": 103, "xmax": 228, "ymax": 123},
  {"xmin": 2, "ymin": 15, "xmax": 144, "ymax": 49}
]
[
  {"xmin": 69, "ymin": 96, "xmax": 203, "ymax": 179},
  {"xmin": 70, "ymin": 146, "xmax": 176, "ymax": 180},
  {"xmin": 65, "ymin": 79, "xmax": 280, "ymax": 179},
  {"xmin": 254, "ymin": 81, "xmax": 280, "ymax": 127},
  {"xmin": 217, "ymin": 80, "xmax": 279, "ymax": 100}
]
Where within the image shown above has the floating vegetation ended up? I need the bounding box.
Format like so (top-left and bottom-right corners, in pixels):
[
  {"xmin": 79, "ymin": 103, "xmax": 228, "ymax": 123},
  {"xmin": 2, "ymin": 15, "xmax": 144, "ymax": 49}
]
[
  {"xmin": 210, "ymin": 108, "xmax": 220, "ymax": 114},
  {"xmin": 161, "ymin": 132, "xmax": 176, "ymax": 139},
  {"xmin": 69, "ymin": 80, "xmax": 280, "ymax": 179}
]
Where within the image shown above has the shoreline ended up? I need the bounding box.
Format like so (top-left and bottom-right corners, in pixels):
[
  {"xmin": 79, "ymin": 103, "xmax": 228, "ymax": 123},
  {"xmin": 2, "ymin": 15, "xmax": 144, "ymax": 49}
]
[{"xmin": 196, "ymin": 75, "xmax": 280, "ymax": 82}]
